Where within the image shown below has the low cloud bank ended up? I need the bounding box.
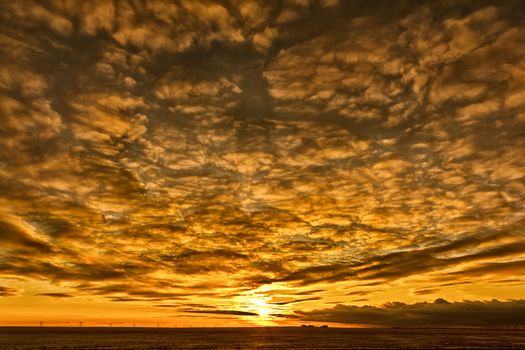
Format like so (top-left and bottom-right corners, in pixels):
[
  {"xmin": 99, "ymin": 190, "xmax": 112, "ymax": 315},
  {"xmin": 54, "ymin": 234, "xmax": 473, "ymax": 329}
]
[{"xmin": 298, "ymin": 299, "xmax": 525, "ymax": 327}]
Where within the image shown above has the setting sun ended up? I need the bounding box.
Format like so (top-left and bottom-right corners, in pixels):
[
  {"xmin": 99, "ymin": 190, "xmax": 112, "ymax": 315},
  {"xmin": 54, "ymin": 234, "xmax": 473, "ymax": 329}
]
[{"xmin": 250, "ymin": 297, "xmax": 271, "ymax": 317}]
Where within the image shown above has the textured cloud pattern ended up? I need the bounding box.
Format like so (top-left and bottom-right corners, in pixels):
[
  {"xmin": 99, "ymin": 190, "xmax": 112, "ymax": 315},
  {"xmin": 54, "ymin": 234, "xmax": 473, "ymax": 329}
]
[{"xmin": 0, "ymin": 0, "xmax": 524, "ymax": 326}]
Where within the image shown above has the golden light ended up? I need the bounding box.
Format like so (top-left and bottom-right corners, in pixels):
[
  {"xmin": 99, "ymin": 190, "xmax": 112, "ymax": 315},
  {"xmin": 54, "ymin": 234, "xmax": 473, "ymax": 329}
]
[
  {"xmin": 243, "ymin": 296, "xmax": 272, "ymax": 317},
  {"xmin": 258, "ymin": 307, "xmax": 270, "ymax": 317},
  {"xmin": 249, "ymin": 297, "xmax": 271, "ymax": 317}
]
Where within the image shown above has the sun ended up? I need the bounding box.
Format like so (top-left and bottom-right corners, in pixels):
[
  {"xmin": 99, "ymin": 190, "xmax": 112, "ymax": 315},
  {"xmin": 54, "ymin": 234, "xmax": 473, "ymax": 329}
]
[
  {"xmin": 249, "ymin": 297, "xmax": 271, "ymax": 317},
  {"xmin": 258, "ymin": 307, "xmax": 270, "ymax": 317}
]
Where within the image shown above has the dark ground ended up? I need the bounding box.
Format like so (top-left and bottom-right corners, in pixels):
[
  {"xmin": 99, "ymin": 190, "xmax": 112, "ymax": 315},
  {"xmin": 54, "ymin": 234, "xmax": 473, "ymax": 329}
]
[{"xmin": 0, "ymin": 327, "xmax": 524, "ymax": 349}]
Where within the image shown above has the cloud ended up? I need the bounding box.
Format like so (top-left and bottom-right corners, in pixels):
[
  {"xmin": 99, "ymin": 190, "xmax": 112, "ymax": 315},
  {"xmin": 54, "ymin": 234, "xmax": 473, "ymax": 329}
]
[
  {"xmin": 1, "ymin": 1, "xmax": 72, "ymax": 36},
  {"xmin": 36, "ymin": 292, "xmax": 73, "ymax": 298},
  {"xmin": 298, "ymin": 299, "xmax": 525, "ymax": 327},
  {"xmin": 0, "ymin": 216, "xmax": 53, "ymax": 253},
  {"xmin": 109, "ymin": 0, "xmax": 243, "ymax": 53},
  {"xmin": 269, "ymin": 297, "xmax": 321, "ymax": 305},
  {"xmin": 77, "ymin": 0, "xmax": 116, "ymax": 35},
  {"xmin": 0, "ymin": 286, "xmax": 16, "ymax": 297},
  {"xmin": 182, "ymin": 309, "xmax": 259, "ymax": 316},
  {"xmin": 252, "ymin": 27, "xmax": 279, "ymax": 51},
  {"xmin": 0, "ymin": 0, "xmax": 524, "ymax": 325}
]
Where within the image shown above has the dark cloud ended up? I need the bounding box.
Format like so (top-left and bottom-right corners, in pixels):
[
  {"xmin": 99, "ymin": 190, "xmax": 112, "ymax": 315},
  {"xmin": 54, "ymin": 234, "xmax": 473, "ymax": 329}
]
[
  {"xmin": 182, "ymin": 309, "xmax": 259, "ymax": 316},
  {"xmin": 155, "ymin": 303, "xmax": 217, "ymax": 309},
  {"xmin": 0, "ymin": 218, "xmax": 53, "ymax": 253},
  {"xmin": 0, "ymin": 285, "xmax": 16, "ymax": 297},
  {"xmin": 269, "ymin": 297, "xmax": 321, "ymax": 305},
  {"xmin": 274, "ymin": 229, "xmax": 525, "ymax": 286},
  {"xmin": 413, "ymin": 288, "xmax": 439, "ymax": 296},
  {"xmin": 345, "ymin": 291, "xmax": 370, "ymax": 296},
  {"xmin": 36, "ymin": 292, "xmax": 73, "ymax": 298},
  {"xmin": 299, "ymin": 299, "xmax": 525, "ymax": 327},
  {"xmin": 450, "ymin": 259, "xmax": 525, "ymax": 278},
  {"xmin": 293, "ymin": 289, "xmax": 325, "ymax": 296}
]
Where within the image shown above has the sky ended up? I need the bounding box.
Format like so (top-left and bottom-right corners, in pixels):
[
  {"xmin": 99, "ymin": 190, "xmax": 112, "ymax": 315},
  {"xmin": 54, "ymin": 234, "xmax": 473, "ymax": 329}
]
[{"xmin": 0, "ymin": 0, "xmax": 524, "ymax": 328}]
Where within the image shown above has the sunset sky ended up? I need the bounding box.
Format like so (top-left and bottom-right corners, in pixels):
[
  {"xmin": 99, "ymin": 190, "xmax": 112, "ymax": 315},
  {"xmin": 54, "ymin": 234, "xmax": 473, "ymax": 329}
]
[{"xmin": 1, "ymin": 0, "xmax": 525, "ymax": 328}]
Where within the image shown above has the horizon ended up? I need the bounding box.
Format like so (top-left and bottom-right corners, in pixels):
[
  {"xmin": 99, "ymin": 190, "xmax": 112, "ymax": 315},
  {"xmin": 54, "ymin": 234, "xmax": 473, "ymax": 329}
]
[
  {"xmin": 3, "ymin": 325, "xmax": 525, "ymax": 329},
  {"xmin": 1, "ymin": 0, "xmax": 524, "ymax": 332}
]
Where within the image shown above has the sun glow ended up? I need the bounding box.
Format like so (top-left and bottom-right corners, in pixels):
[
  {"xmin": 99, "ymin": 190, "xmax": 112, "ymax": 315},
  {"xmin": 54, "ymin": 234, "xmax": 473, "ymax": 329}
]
[
  {"xmin": 258, "ymin": 307, "xmax": 270, "ymax": 317},
  {"xmin": 249, "ymin": 297, "xmax": 271, "ymax": 317}
]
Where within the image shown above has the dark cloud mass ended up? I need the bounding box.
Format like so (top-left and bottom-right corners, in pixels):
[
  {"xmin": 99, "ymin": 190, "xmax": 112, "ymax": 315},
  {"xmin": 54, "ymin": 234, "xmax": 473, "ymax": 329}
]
[
  {"xmin": 182, "ymin": 309, "xmax": 259, "ymax": 317},
  {"xmin": 0, "ymin": 0, "xmax": 524, "ymax": 326},
  {"xmin": 299, "ymin": 299, "xmax": 525, "ymax": 327},
  {"xmin": 0, "ymin": 286, "xmax": 16, "ymax": 297},
  {"xmin": 36, "ymin": 292, "xmax": 73, "ymax": 298}
]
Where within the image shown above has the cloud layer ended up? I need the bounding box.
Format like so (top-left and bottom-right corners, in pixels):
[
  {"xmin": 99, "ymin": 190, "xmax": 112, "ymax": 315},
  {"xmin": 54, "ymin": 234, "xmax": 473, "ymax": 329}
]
[
  {"xmin": 299, "ymin": 299, "xmax": 525, "ymax": 327},
  {"xmin": 0, "ymin": 0, "xmax": 524, "ymax": 326}
]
